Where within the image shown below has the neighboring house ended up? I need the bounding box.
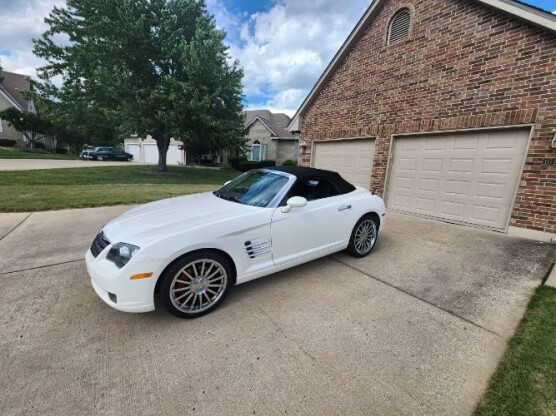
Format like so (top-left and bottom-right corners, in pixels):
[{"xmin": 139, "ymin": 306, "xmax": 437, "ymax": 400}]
[
  {"xmin": 124, "ymin": 136, "xmax": 186, "ymax": 165},
  {"xmin": 245, "ymin": 110, "xmax": 298, "ymax": 165},
  {"xmin": 288, "ymin": 0, "xmax": 556, "ymax": 242},
  {"xmin": 0, "ymin": 70, "xmax": 36, "ymax": 146}
]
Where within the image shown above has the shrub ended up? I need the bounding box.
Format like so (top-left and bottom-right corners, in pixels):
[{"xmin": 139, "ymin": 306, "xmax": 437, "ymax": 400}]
[
  {"xmin": 237, "ymin": 160, "xmax": 276, "ymax": 172},
  {"xmin": 33, "ymin": 142, "xmax": 46, "ymax": 149},
  {"xmin": 22, "ymin": 148, "xmax": 49, "ymax": 154},
  {"xmin": 0, "ymin": 139, "xmax": 16, "ymax": 147},
  {"xmin": 55, "ymin": 148, "xmax": 69, "ymax": 154},
  {"xmin": 282, "ymin": 159, "xmax": 298, "ymax": 166},
  {"xmin": 229, "ymin": 156, "xmax": 247, "ymax": 171}
]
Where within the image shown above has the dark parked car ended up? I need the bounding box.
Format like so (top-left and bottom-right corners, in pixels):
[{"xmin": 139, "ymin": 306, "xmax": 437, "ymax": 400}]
[{"xmin": 80, "ymin": 147, "xmax": 133, "ymax": 161}]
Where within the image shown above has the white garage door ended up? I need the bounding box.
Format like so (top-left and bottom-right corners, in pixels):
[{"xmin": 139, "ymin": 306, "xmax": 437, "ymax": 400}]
[
  {"xmin": 313, "ymin": 139, "xmax": 375, "ymax": 188},
  {"xmin": 125, "ymin": 144, "xmax": 140, "ymax": 162},
  {"xmin": 142, "ymin": 144, "xmax": 182, "ymax": 165},
  {"xmin": 386, "ymin": 129, "xmax": 529, "ymax": 230},
  {"xmin": 167, "ymin": 145, "xmax": 182, "ymax": 165},
  {"xmin": 143, "ymin": 144, "xmax": 159, "ymax": 164}
]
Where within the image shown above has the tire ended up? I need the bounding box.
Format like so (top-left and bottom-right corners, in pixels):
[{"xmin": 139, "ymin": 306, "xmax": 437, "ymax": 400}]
[
  {"xmin": 345, "ymin": 214, "xmax": 379, "ymax": 258},
  {"xmin": 96, "ymin": 156, "xmax": 104, "ymax": 161},
  {"xmin": 127, "ymin": 157, "xmax": 133, "ymax": 162},
  {"xmin": 160, "ymin": 251, "xmax": 234, "ymax": 319}
]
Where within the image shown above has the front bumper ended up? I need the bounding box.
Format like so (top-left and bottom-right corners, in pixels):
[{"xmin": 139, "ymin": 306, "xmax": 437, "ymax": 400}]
[{"xmin": 85, "ymin": 249, "xmax": 160, "ymax": 313}]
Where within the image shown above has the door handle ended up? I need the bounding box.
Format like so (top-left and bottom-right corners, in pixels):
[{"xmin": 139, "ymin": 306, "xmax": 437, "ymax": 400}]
[{"xmin": 338, "ymin": 205, "xmax": 352, "ymax": 211}]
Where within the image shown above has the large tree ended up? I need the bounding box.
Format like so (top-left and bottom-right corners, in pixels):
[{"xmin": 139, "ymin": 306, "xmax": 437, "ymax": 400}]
[
  {"xmin": 34, "ymin": 0, "xmax": 245, "ymax": 171},
  {"xmin": 0, "ymin": 107, "xmax": 51, "ymax": 149}
]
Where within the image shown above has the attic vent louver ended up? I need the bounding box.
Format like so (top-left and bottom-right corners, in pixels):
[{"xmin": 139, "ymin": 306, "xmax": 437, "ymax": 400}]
[{"xmin": 388, "ymin": 9, "xmax": 411, "ymax": 45}]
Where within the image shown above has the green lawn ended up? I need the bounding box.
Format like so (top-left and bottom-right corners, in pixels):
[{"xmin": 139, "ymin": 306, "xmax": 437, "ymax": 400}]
[
  {"xmin": 474, "ymin": 285, "xmax": 556, "ymax": 416},
  {"xmin": 0, "ymin": 147, "xmax": 80, "ymax": 160},
  {"xmin": 0, "ymin": 165, "xmax": 239, "ymax": 211}
]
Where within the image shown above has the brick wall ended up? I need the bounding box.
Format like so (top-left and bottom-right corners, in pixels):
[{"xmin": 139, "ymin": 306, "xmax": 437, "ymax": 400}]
[{"xmin": 299, "ymin": 0, "xmax": 556, "ymax": 234}]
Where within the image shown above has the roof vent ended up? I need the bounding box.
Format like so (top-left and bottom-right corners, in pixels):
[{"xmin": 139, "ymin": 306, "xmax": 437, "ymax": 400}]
[{"xmin": 388, "ymin": 9, "xmax": 411, "ymax": 45}]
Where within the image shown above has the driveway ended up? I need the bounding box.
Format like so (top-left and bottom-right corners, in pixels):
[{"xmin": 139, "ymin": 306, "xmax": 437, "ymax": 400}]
[
  {"xmin": 0, "ymin": 207, "xmax": 553, "ymax": 416},
  {"xmin": 0, "ymin": 159, "xmax": 147, "ymax": 171}
]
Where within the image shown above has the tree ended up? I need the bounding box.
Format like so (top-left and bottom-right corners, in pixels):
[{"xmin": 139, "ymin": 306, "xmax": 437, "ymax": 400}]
[
  {"xmin": 0, "ymin": 107, "xmax": 51, "ymax": 149},
  {"xmin": 34, "ymin": 0, "xmax": 245, "ymax": 171}
]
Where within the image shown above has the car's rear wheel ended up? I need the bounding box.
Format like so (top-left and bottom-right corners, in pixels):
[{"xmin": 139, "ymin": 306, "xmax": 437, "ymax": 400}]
[
  {"xmin": 96, "ymin": 156, "xmax": 104, "ymax": 161},
  {"xmin": 160, "ymin": 251, "xmax": 233, "ymax": 318},
  {"xmin": 127, "ymin": 157, "xmax": 133, "ymax": 162},
  {"xmin": 346, "ymin": 214, "xmax": 379, "ymax": 258}
]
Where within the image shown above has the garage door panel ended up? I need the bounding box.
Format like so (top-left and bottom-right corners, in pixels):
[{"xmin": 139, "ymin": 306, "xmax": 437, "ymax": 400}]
[
  {"xmin": 424, "ymin": 138, "xmax": 447, "ymax": 150},
  {"xmin": 387, "ymin": 129, "xmax": 529, "ymax": 230},
  {"xmin": 422, "ymin": 158, "xmax": 443, "ymax": 172},
  {"xmin": 313, "ymin": 139, "xmax": 374, "ymax": 188}
]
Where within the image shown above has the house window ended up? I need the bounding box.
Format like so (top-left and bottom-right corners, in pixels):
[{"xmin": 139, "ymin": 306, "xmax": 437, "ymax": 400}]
[
  {"xmin": 249, "ymin": 140, "xmax": 266, "ymax": 161},
  {"xmin": 0, "ymin": 118, "xmax": 3, "ymax": 133},
  {"xmin": 388, "ymin": 8, "xmax": 411, "ymax": 45}
]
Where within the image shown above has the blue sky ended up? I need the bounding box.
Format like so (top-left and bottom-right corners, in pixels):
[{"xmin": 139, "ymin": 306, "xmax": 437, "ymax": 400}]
[{"xmin": 1, "ymin": 0, "xmax": 555, "ymax": 115}]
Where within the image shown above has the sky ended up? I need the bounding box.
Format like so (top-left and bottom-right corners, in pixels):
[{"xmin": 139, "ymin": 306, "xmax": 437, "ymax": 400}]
[{"xmin": 0, "ymin": 0, "xmax": 555, "ymax": 117}]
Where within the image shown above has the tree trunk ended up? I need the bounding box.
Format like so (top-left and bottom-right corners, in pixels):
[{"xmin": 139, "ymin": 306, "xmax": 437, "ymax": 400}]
[{"xmin": 153, "ymin": 131, "xmax": 169, "ymax": 172}]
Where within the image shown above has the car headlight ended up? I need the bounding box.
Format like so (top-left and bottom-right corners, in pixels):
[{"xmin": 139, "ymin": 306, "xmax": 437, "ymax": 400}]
[{"xmin": 106, "ymin": 242, "xmax": 140, "ymax": 268}]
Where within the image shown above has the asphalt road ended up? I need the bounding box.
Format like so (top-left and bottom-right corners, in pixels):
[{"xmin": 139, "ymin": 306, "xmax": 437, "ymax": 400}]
[{"xmin": 0, "ymin": 206, "xmax": 553, "ymax": 416}]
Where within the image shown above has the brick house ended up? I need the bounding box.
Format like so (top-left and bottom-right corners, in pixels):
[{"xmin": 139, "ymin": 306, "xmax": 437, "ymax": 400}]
[
  {"xmin": 0, "ymin": 70, "xmax": 36, "ymax": 146},
  {"xmin": 245, "ymin": 110, "xmax": 298, "ymax": 165},
  {"xmin": 288, "ymin": 0, "xmax": 556, "ymax": 242}
]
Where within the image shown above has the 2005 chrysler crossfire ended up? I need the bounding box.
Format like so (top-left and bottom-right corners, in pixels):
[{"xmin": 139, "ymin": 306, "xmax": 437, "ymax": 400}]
[{"xmin": 86, "ymin": 166, "xmax": 386, "ymax": 318}]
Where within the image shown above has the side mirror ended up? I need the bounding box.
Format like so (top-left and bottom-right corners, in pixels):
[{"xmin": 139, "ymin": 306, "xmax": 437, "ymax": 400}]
[
  {"xmin": 224, "ymin": 180, "xmax": 232, "ymax": 186},
  {"xmin": 281, "ymin": 196, "xmax": 308, "ymax": 213}
]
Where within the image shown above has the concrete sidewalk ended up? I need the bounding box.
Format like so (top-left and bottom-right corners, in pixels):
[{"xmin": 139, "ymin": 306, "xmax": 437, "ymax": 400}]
[{"xmin": 0, "ymin": 207, "xmax": 553, "ymax": 416}]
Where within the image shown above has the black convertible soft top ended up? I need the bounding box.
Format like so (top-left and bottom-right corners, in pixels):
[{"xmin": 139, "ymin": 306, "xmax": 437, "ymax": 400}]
[{"xmin": 266, "ymin": 166, "xmax": 356, "ymax": 194}]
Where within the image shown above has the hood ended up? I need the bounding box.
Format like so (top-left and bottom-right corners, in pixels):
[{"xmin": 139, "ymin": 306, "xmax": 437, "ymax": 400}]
[{"xmin": 103, "ymin": 192, "xmax": 258, "ymax": 246}]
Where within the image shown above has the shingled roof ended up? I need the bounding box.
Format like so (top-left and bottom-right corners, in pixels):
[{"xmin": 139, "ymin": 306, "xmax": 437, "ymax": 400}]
[
  {"xmin": 0, "ymin": 71, "xmax": 32, "ymax": 111},
  {"xmin": 244, "ymin": 110, "xmax": 296, "ymax": 139}
]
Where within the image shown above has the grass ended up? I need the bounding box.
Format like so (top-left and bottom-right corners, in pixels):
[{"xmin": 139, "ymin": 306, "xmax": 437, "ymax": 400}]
[
  {"xmin": 0, "ymin": 147, "xmax": 78, "ymax": 160},
  {"xmin": 0, "ymin": 165, "xmax": 239, "ymax": 211},
  {"xmin": 474, "ymin": 285, "xmax": 556, "ymax": 416}
]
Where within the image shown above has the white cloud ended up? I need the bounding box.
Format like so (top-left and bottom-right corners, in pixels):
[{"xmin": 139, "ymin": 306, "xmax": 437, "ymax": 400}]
[
  {"xmin": 0, "ymin": 0, "xmax": 371, "ymax": 117},
  {"xmin": 221, "ymin": 0, "xmax": 370, "ymax": 115},
  {"xmin": 0, "ymin": 0, "xmax": 65, "ymax": 77}
]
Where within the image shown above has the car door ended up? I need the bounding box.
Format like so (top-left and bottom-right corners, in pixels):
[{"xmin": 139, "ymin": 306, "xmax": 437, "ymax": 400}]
[{"xmin": 270, "ymin": 178, "xmax": 356, "ymax": 266}]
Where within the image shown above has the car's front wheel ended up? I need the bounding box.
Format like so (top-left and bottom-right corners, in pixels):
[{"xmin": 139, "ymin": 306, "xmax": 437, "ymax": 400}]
[
  {"xmin": 96, "ymin": 156, "xmax": 104, "ymax": 161},
  {"xmin": 346, "ymin": 214, "xmax": 379, "ymax": 258},
  {"xmin": 160, "ymin": 251, "xmax": 233, "ymax": 318}
]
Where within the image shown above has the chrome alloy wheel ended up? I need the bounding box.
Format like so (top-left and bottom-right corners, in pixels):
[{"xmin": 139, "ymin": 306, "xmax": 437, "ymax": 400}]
[
  {"xmin": 170, "ymin": 259, "xmax": 228, "ymax": 313},
  {"xmin": 354, "ymin": 219, "xmax": 377, "ymax": 255}
]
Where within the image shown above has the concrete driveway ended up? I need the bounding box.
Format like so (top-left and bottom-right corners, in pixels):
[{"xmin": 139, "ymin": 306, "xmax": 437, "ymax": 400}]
[
  {"xmin": 0, "ymin": 207, "xmax": 553, "ymax": 416},
  {"xmin": 0, "ymin": 159, "xmax": 147, "ymax": 171}
]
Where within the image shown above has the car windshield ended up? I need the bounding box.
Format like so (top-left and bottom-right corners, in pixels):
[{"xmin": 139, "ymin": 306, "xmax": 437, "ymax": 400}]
[{"xmin": 214, "ymin": 171, "xmax": 289, "ymax": 208}]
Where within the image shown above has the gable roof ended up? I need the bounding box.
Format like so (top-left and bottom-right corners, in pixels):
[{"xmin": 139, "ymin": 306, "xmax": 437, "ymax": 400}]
[
  {"xmin": 287, "ymin": 0, "xmax": 556, "ymax": 132},
  {"xmin": 0, "ymin": 71, "xmax": 32, "ymax": 111},
  {"xmin": 245, "ymin": 110, "xmax": 296, "ymax": 139}
]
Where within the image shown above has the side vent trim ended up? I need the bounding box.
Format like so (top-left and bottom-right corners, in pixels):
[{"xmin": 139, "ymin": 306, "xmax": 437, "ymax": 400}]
[{"xmin": 244, "ymin": 239, "xmax": 272, "ymax": 259}]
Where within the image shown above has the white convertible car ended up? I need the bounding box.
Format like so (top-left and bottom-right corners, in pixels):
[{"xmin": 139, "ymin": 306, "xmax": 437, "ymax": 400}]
[{"xmin": 86, "ymin": 166, "xmax": 385, "ymax": 318}]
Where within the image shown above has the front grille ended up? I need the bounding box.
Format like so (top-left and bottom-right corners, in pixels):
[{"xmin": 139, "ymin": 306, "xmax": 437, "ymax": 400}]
[{"xmin": 91, "ymin": 231, "xmax": 110, "ymax": 257}]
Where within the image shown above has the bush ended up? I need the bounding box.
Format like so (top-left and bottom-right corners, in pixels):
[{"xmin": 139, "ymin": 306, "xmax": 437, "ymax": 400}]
[
  {"xmin": 22, "ymin": 148, "xmax": 49, "ymax": 154},
  {"xmin": 237, "ymin": 160, "xmax": 276, "ymax": 172},
  {"xmin": 55, "ymin": 148, "xmax": 69, "ymax": 154},
  {"xmin": 282, "ymin": 159, "xmax": 298, "ymax": 166},
  {"xmin": 33, "ymin": 142, "xmax": 46, "ymax": 149},
  {"xmin": 0, "ymin": 139, "xmax": 16, "ymax": 147},
  {"xmin": 229, "ymin": 156, "xmax": 247, "ymax": 171}
]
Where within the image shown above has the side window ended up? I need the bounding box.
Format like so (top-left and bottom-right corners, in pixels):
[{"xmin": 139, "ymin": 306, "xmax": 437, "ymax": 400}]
[{"xmin": 288, "ymin": 177, "xmax": 340, "ymax": 202}]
